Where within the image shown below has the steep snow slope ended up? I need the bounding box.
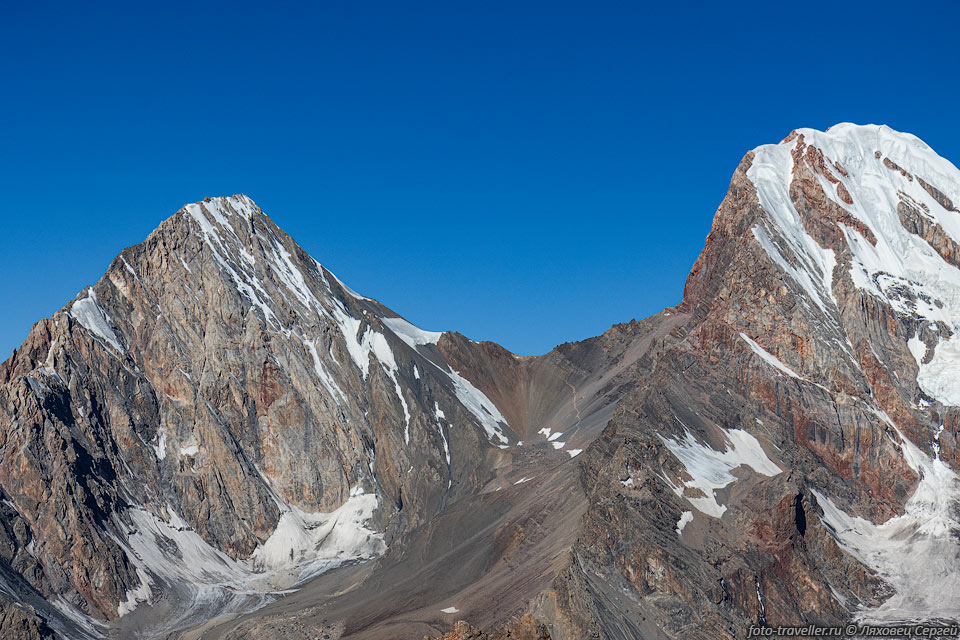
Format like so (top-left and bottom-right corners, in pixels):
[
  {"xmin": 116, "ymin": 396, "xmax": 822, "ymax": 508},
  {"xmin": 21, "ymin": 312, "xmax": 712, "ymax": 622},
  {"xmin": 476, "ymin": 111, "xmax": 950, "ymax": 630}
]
[{"xmin": 750, "ymin": 124, "xmax": 960, "ymax": 405}]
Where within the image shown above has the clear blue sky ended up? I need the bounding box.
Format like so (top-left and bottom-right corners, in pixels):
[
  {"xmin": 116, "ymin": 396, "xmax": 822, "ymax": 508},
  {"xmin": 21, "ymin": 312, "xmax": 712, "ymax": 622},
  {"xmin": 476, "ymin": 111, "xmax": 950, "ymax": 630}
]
[{"xmin": 2, "ymin": 1, "xmax": 959, "ymax": 357}]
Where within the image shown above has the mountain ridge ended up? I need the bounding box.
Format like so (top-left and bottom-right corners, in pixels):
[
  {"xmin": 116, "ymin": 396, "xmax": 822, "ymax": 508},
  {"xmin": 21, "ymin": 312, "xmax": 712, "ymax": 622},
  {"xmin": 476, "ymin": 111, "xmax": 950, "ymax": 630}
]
[{"xmin": 2, "ymin": 123, "xmax": 959, "ymax": 639}]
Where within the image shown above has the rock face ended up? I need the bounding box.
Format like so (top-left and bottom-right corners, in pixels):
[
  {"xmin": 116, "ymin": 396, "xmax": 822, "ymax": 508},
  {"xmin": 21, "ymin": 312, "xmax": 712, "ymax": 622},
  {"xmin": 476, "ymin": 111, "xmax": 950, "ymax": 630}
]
[
  {"xmin": 543, "ymin": 124, "xmax": 960, "ymax": 638},
  {"xmin": 1, "ymin": 124, "xmax": 959, "ymax": 639},
  {"xmin": 0, "ymin": 196, "xmax": 562, "ymax": 638},
  {"xmin": 0, "ymin": 595, "xmax": 56, "ymax": 640}
]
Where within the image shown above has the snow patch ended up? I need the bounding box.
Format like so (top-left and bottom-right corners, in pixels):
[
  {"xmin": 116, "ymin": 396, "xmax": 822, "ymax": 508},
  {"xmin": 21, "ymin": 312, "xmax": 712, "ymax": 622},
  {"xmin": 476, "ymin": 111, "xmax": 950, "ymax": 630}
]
[
  {"xmin": 70, "ymin": 288, "xmax": 124, "ymax": 352},
  {"xmin": 248, "ymin": 488, "xmax": 385, "ymax": 583},
  {"xmin": 153, "ymin": 432, "xmax": 167, "ymax": 461},
  {"xmin": 323, "ymin": 266, "xmax": 371, "ymax": 301},
  {"xmin": 303, "ymin": 336, "xmax": 347, "ymax": 403},
  {"xmin": 51, "ymin": 597, "xmax": 105, "ymax": 640},
  {"xmin": 434, "ymin": 402, "xmax": 452, "ymax": 487},
  {"xmin": 121, "ymin": 256, "xmax": 137, "ymax": 279},
  {"xmin": 740, "ymin": 333, "xmax": 801, "ymax": 379},
  {"xmin": 266, "ymin": 239, "xmax": 317, "ymax": 309},
  {"xmin": 380, "ymin": 314, "xmax": 509, "ymax": 447},
  {"xmin": 116, "ymin": 487, "xmax": 384, "ymax": 622},
  {"xmin": 382, "ymin": 316, "xmax": 442, "ymax": 348},
  {"xmin": 661, "ymin": 428, "xmax": 782, "ymax": 518},
  {"xmin": 676, "ymin": 511, "xmax": 693, "ymax": 536},
  {"xmin": 813, "ymin": 462, "xmax": 959, "ymax": 620},
  {"xmin": 330, "ymin": 307, "xmax": 411, "ymax": 439},
  {"xmin": 750, "ymin": 225, "xmax": 837, "ymax": 317},
  {"xmin": 446, "ymin": 367, "xmax": 510, "ymax": 446},
  {"xmin": 117, "ymin": 566, "xmax": 153, "ymax": 617},
  {"xmin": 916, "ymin": 335, "xmax": 960, "ymax": 406},
  {"xmin": 907, "ymin": 334, "xmax": 926, "ymax": 365}
]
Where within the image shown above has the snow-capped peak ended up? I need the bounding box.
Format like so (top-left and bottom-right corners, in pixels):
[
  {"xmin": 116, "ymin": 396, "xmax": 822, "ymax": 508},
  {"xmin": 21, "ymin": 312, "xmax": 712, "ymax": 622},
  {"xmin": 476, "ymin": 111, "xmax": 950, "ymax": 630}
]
[
  {"xmin": 183, "ymin": 194, "xmax": 260, "ymax": 221},
  {"xmin": 748, "ymin": 123, "xmax": 960, "ymax": 406}
]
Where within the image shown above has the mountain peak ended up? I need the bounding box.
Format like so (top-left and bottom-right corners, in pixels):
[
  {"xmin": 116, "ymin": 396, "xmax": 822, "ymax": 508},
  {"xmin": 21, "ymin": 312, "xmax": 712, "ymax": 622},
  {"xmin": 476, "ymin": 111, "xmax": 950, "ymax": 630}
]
[
  {"xmin": 183, "ymin": 193, "xmax": 261, "ymax": 218},
  {"xmin": 763, "ymin": 123, "xmax": 944, "ymax": 170}
]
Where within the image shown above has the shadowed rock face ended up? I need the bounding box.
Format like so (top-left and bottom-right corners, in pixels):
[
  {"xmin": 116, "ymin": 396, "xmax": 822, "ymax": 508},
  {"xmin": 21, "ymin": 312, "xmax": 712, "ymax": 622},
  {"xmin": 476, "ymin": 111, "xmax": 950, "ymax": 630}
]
[
  {"xmin": 2, "ymin": 124, "xmax": 960, "ymax": 639},
  {"xmin": 0, "ymin": 595, "xmax": 56, "ymax": 640}
]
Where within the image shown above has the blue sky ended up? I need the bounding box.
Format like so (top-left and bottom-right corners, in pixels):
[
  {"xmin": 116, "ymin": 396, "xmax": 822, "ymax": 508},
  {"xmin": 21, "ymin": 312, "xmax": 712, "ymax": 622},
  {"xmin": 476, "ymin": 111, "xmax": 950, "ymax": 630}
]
[{"xmin": 2, "ymin": 1, "xmax": 959, "ymax": 356}]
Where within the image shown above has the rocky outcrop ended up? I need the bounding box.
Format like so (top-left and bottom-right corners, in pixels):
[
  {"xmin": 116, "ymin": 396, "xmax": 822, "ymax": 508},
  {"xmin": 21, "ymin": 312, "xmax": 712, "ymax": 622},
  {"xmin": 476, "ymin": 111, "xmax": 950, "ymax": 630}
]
[
  {"xmin": 424, "ymin": 614, "xmax": 551, "ymax": 640},
  {"xmin": 0, "ymin": 595, "xmax": 56, "ymax": 640}
]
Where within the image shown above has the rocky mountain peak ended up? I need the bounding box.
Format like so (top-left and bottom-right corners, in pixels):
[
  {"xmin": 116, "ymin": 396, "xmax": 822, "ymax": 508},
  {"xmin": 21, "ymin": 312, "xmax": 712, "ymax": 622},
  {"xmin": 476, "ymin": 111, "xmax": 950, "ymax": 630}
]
[
  {"xmin": 0, "ymin": 193, "xmax": 540, "ymax": 637},
  {"xmin": 667, "ymin": 123, "xmax": 960, "ymax": 626}
]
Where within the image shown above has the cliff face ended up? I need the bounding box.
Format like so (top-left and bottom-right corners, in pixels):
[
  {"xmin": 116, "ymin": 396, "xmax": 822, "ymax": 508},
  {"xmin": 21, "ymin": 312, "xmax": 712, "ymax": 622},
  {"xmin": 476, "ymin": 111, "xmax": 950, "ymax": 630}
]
[
  {"xmin": 546, "ymin": 124, "xmax": 960, "ymax": 638},
  {"xmin": 2, "ymin": 124, "xmax": 959, "ymax": 640},
  {"xmin": 0, "ymin": 195, "xmax": 586, "ymax": 638}
]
